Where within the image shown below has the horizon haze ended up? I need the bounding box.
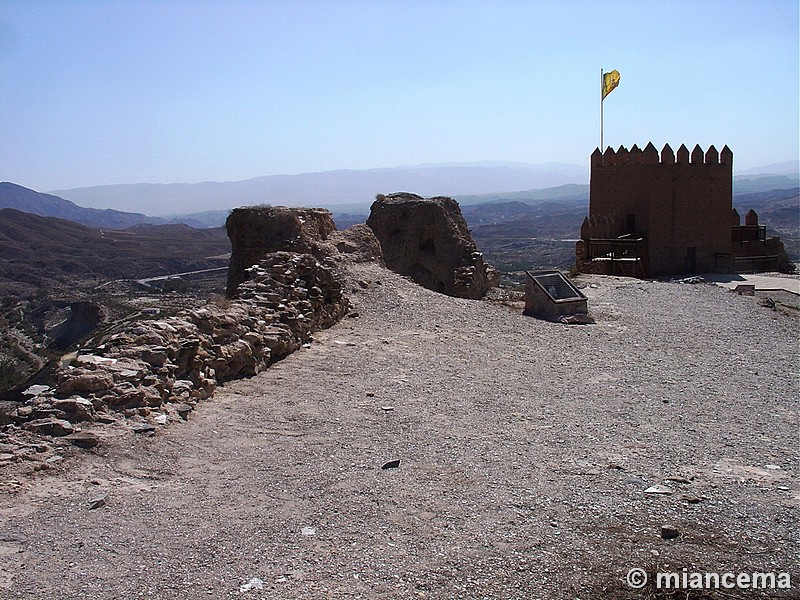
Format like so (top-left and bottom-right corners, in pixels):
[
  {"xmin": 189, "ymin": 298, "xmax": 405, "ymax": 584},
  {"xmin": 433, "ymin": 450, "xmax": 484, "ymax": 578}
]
[{"xmin": 40, "ymin": 156, "xmax": 800, "ymax": 218}]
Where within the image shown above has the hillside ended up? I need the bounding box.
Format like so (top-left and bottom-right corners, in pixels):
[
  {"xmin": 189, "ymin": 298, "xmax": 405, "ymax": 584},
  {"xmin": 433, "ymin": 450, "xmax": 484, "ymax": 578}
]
[
  {"xmin": 466, "ymin": 203, "xmax": 586, "ymax": 274},
  {"xmin": 0, "ymin": 183, "xmax": 223, "ymax": 229},
  {"xmin": 0, "ymin": 210, "xmax": 233, "ymax": 392},
  {"xmin": 0, "ymin": 182, "xmax": 165, "ymax": 230},
  {"xmin": 733, "ymin": 188, "xmax": 800, "ymax": 258},
  {"xmin": 460, "ymin": 184, "xmax": 799, "ymax": 274},
  {"xmin": 0, "ymin": 209, "xmax": 230, "ymax": 293}
]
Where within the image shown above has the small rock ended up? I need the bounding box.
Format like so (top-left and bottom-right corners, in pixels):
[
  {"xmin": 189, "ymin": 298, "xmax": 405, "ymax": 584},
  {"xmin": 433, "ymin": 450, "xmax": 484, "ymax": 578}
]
[
  {"xmin": 665, "ymin": 475, "xmax": 692, "ymax": 484},
  {"xmin": 22, "ymin": 384, "xmax": 51, "ymax": 397},
  {"xmin": 86, "ymin": 493, "xmax": 108, "ymax": 510},
  {"xmin": 622, "ymin": 476, "xmax": 647, "ymax": 487},
  {"xmin": 366, "ymin": 392, "xmax": 375, "ymax": 398},
  {"xmin": 153, "ymin": 414, "xmax": 168, "ymax": 425},
  {"xmin": 381, "ymin": 406, "xmax": 395, "ymax": 412},
  {"xmin": 53, "ymin": 397, "xmax": 96, "ymax": 422},
  {"xmin": 300, "ymin": 526, "xmax": 316, "ymax": 536},
  {"xmin": 131, "ymin": 423, "xmax": 156, "ymax": 435},
  {"xmin": 14, "ymin": 406, "xmax": 33, "ymax": 419},
  {"xmin": 681, "ymin": 494, "xmax": 703, "ymax": 504},
  {"xmin": 644, "ymin": 485, "xmax": 673, "ymax": 495},
  {"xmin": 238, "ymin": 578, "xmax": 264, "ymax": 593},
  {"xmin": 64, "ymin": 432, "xmax": 101, "ymax": 449},
  {"xmin": 174, "ymin": 403, "xmax": 193, "ymax": 420},
  {"xmin": 381, "ymin": 459, "xmax": 401, "ymax": 470},
  {"xmin": 661, "ymin": 525, "xmax": 680, "ymax": 539},
  {"xmin": 0, "ymin": 532, "xmax": 26, "ymax": 543},
  {"xmin": 23, "ymin": 418, "xmax": 75, "ymax": 437}
]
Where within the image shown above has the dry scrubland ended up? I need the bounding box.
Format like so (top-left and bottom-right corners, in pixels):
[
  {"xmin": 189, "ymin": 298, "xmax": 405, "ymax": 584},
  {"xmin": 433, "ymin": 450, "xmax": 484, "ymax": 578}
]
[{"xmin": 0, "ymin": 263, "xmax": 797, "ymax": 599}]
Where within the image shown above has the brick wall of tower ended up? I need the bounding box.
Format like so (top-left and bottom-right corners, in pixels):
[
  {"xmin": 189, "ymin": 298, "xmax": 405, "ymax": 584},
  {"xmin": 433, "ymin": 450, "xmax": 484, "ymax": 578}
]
[{"xmin": 588, "ymin": 142, "xmax": 733, "ymax": 276}]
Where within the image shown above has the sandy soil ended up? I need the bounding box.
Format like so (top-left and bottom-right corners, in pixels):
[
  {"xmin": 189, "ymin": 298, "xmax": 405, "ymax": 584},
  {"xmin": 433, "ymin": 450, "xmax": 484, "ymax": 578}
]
[{"xmin": 0, "ymin": 264, "xmax": 797, "ymax": 599}]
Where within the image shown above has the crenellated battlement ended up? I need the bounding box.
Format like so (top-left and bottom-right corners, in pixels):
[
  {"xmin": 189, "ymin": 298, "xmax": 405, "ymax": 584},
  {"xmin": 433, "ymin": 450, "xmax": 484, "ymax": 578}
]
[
  {"xmin": 580, "ymin": 212, "xmax": 627, "ymax": 239},
  {"xmin": 591, "ymin": 142, "xmax": 732, "ymax": 167},
  {"xmin": 580, "ymin": 140, "xmax": 788, "ymax": 276},
  {"xmin": 583, "ymin": 142, "xmax": 734, "ymax": 277}
]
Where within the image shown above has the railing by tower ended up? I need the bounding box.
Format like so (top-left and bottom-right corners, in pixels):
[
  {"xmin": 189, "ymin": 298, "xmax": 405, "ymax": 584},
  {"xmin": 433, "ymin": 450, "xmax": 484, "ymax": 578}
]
[{"xmin": 584, "ymin": 235, "xmax": 647, "ymax": 277}]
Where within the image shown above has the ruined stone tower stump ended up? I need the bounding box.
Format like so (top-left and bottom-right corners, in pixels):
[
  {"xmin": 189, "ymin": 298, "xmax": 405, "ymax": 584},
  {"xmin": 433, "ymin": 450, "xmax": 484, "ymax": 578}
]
[
  {"xmin": 366, "ymin": 192, "xmax": 497, "ymax": 299},
  {"xmin": 225, "ymin": 206, "xmax": 337, "ymax": 296}
]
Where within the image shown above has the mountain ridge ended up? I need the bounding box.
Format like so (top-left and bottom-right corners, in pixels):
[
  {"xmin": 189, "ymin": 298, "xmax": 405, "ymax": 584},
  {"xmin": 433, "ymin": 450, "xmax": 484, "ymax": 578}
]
[
  {"xmin": 49, "ymin": 163, "xmax": 590, "ymax": 217},
  {"xmin": 47, "ymin": 162, "xmax": 798, "ymax": 219},
  {"xmin": 0, "ymin": 182, "xmax": 214, "ymax": 229},
  {"xmin": 0, "ymin": 182, "xmax": 165, "ymax": 230},
  {"xmin": 4, "ymin": 165, "xmax": 797, "ymax": 232}
]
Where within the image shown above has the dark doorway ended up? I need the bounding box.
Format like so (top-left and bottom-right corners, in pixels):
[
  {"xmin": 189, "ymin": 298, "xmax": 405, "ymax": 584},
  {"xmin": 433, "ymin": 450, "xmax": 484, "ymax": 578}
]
[
  {"xmin": 685, "ymin": 247, "xmax": 697, "ymax": 274},
  {"xmin": 626, "ymin": 213, "xmax": 636, "ymax": 234}
]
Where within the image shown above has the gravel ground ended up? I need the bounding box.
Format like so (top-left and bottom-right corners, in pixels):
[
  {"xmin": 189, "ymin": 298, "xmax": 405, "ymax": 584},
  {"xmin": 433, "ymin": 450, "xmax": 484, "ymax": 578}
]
[{"xmin": 0, "ymin": 264, "xmax": 797, "ymax": 599}]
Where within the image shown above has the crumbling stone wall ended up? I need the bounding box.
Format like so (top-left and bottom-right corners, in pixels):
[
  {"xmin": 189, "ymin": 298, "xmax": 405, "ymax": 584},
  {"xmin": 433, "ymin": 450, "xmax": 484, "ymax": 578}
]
[
  {"xmin": 366, "ymin": 192, "xmax": 497, "ymax": 299},
  {"xmin": 226, "ymin": 206, "xmax": 383, "ymax": 295},
  {"xmin": 10, "ymin": 252, "xmax": 349, "ymax": 438},
  {"xmin": 5, "ymin": 205, "xmax": 385, "ymax": 448},
  {"xmin": 226, "ymin": 206, "xmax": 337, "ymax": 296}
]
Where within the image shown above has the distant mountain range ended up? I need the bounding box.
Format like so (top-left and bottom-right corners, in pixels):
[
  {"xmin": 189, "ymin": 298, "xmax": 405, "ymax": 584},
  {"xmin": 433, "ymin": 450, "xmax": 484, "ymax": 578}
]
[
  {"xmin": 0, "ymin": 182, "xmax": 214, "ymax": 229},
  {"xmin": 0, "ymin": 182, "xmax": 164, "ymax": 230},
  {"xmin": 0, "ymin": 162, "xmax": 797, "ymax": 297},
  {"xmin": 735, "ymin": 161, "xmax": 798, "ymax": 176},
  {"xmin": 3, "ymin": 162, "xmax": 797, "ymax": 232},
  {"xmin": 48, "ymin": 162, "xmax": 590, "ymax": 217},
  {"xmin": 41, "ymin": 161, "xmax": 798, "ymax": 220}
]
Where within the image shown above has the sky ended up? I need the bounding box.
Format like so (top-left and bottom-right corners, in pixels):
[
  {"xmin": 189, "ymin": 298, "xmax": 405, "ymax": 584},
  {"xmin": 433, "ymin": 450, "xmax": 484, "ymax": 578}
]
[{"xmin": 1, "ymin": 0, "xmax": 798, "ymax": 192}]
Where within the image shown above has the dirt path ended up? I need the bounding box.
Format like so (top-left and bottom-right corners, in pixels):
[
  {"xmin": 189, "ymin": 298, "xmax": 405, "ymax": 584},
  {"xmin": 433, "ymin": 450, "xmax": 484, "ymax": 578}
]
[{"xmin": 1, "ymin": 264, "xmax": 797, "ymax": 599}]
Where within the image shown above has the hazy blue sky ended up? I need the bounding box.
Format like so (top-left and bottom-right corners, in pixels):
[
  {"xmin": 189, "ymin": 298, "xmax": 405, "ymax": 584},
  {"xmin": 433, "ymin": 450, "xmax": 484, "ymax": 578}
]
[{"xmin": 1, "ymin": 0, "xmax": 798, "ymax": 191}]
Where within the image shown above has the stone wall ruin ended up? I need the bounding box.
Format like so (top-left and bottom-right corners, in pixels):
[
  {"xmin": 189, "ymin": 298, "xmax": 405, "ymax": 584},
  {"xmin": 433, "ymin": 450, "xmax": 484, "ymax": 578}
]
[
  {"xmin": 5, "ymin": 204, "xmax": 376, "ymax": 449},
  {"xmin": 366, "ymin": 192, "xmax": 498, "ymax": 299},
  {"xmin": 9, "ymin": 251, "xmax": 350, "ymax": 442},
  {"xmin": 4, "ymin": 196, "xmax": 499, "ymax": 453},
  {"xmin": 226, "ymin": 205, "xmax": 383, "ymax": 295}
]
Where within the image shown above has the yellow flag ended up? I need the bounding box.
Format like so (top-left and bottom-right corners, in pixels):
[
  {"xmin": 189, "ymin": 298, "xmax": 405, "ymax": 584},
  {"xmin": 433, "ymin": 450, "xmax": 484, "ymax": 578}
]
[{"xmin": 602, "ymin": 70, "xmax": 620, "ymax": 99}]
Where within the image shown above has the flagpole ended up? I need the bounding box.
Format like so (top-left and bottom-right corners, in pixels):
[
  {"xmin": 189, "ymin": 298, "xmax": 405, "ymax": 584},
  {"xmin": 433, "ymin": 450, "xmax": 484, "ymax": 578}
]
[{"xmin": 600, "ymin": 68, "xmax": 604, "ymax": 156}]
